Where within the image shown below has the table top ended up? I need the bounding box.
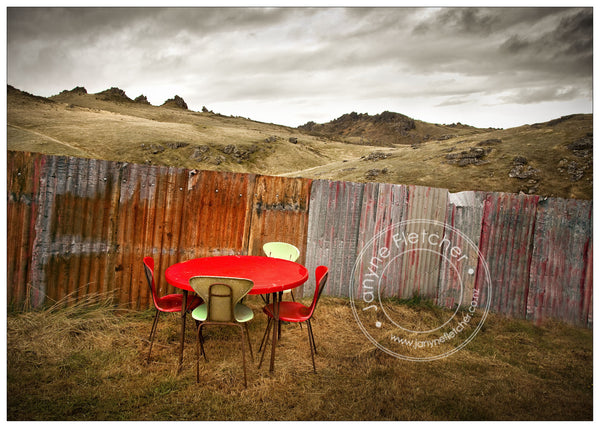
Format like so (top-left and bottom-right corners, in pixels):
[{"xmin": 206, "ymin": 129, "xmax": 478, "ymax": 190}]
[{"xmin": 165, "ymin": 255, "xmax": 309, "ymax": 295}]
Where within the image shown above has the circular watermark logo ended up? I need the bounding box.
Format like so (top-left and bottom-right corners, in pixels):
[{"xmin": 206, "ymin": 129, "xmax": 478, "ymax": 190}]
[{"xmin": 349, "ymin": 219, "xmax": 491, "ymax": 361}]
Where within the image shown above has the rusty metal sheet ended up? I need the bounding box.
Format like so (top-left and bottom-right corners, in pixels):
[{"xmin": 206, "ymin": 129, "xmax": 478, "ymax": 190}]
[
  {"xmin": 145, "ymin": 165, "xmax": 182, "ymax": 299},
  {"xmin": 115, "ymin": 162, "xmax": 152, "ymax": 309},
  {"xmin": 27, "ymin": 155, "xmax": 122, "ymax": 307},
  {"xmin": 5, "ymin": 150, "xmax": 593, "ymax": 329},
  {"xmin": 584, "ymin": 242, "xmax": 593, "ymax": 328},
  {"xmin": 125, "ymin": 166, "xmax": 258, "ymax": 306},
  {"xmin": 247, "ymin": 175, "xmax": 310, "ymax": 255},
  {"xmin": 527, "ymin": 197, "xmax": 593, "ymax": 327},
  {"xmin": 116, "ymin": 167, "xmax": 256, "ymax": 308},
  {"xmin": 30, "ymin": 154, "xmax": 70, "ymax": 306},
  {"xmin": 396, "ymin": 185, "xmax": 449, "ymax": 300},
  {"xmin": 7, "ymin": 151, "xmax": 44, "ymax": 308},
  {"xmin": 305, "ymin": 179, "xmax": 364, "ymax": 298},
  {"xmin": 156, "ymin": 166, "xmax": 189, "ymax": 297},
  {"xmin": 437, "ymin": 191, "xmax": 486, "ymax": 309},
  {"xmin": 477, "ymin": 192, "xmax": 539, "ymax": 318},
  {"xmin": 355, "ymin": 182, "xmax": 408, "ymax": 298},
  {"xmin": 184, "ymin": 169, "xmax": 255, "ymax": 258},
  {"xmin": 246, "ymin": 175, "xmax": 311, "ymax": 295}
]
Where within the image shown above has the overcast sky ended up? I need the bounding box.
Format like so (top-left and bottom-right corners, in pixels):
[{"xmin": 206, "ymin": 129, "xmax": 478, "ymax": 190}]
[{"xmin": 6, "ymin": 5, "xmax": 593, "ymax": 129}]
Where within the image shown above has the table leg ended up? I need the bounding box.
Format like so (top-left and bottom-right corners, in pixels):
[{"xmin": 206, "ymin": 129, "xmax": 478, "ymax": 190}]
[
  {"xmin": 178, "ymin": 289, "xmax": 188, "ymax": 373},
  {"xmin": 269, "ymin": 291, "xmax": 279, "ymax": 372},
  {"xmin": 277, "ymin": 291, "xmax": 283, "ymax": 339}
]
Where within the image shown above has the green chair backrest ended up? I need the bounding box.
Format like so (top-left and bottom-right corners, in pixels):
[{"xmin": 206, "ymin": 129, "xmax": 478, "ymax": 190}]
[
  {"xmin": 189, "ymin": 276, "xmax": 253, "ymax": 323},
  {"xmin": 263, "ymin": 242, "xmax": 300, "ymax": 262}
]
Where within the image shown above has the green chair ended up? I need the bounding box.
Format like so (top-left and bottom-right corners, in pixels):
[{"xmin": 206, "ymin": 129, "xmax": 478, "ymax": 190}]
[
  {"xmin": 189, "ymin": 276, "xmax": 254, "ymax": 388},
  {"xmin": 263, "ymin": 242, "xmax": 301, "ymax": 302}
]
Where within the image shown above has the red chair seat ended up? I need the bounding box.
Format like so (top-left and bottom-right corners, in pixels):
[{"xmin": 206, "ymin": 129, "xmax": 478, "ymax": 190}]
[
  {"xmin": 143, "ymin": 256, "xmax": 203, "ymax": 364},
  {"xmin": 263, "ymin": 302, "xmax": 311, "ymax": 323},
  {"xmin": 156, "ymin": 294, "xmax": 203, "ymax": 313},
  {"xmin": 258, "ymin": 265, "xmax": 329, "ymax": 373}
]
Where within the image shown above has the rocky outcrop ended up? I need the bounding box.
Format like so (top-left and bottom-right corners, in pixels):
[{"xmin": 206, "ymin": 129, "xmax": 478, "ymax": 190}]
[
  {"xmin": 567, "ymin": 135, "xmax": 593, "ymax": 157},
  {"xmin": 134, "ymin": 94, "xmax": 151, "ymax": 105},
  {"xmin": 298, "ymin": 110, "xmax": 417, "ymax": 146},
  {"xmin": 366, "ymin": 168, "xmax": 389, "ymax": 180},
  {"xmin": 162, "ymin": 95, "xmax": 188, "ymax": 109},
  {"xmin": 558, "ymin": 135, "xmax": 593, "ymax": 182},
  {"xmin": 96, "ymin": 87, "xmax": 132, "ymax": 102},
  {"xmin": 60, "ymin": 86, "xmax": 87, "ymax": 95},
  {"xmin": 508, "ymin": 156, "xmax": 538, "ymax": 179},
  {"xmin": 8, "ymin": 85, "xmax": 55, "ymax": 104},
  {"xmin": 446, "ymin": 147, "xmax": 491, "ymax": 166},
  {"xmin": 220, "ymin": 144, "xmax": 260, "ymax": 163},
  {"xmin": 362, "ymin": 151, "xmax": 392, "ymax": 161},
  {"xmin": 191, "ymin": 145, "xmax": 210, "ymax": 161}
]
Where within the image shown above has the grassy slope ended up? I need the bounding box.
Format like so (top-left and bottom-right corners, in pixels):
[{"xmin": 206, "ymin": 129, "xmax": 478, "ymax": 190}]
[
  {"xmin": 7, "ymin": 86, "xmax": 593, "ymax": 199},
  {"xmin": 294, "ymin": 116, "xmax": 592, "ymax": 199},
  {"xmin": 8, "ymin": 88, "xmax": 371, "ymax": 176}
]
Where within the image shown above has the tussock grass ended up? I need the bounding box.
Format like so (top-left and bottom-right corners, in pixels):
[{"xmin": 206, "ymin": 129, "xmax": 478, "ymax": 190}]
[{"xmin": 7, "ymin": 295, "xmax": 592, "ymax": 421}]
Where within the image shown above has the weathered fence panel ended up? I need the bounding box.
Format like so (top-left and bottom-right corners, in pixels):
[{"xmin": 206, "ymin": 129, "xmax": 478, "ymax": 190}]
[
  {"xmin": 355, "ymin": 182, "xmax": 408, "ymax": 298},
  {"xmin": 247, "ymin": 175, "xmax": 311, "ymax": 295},
  {"xmin": 28, "ymin": 155, "xmax": 122, "ymax": 307},
  {"xmin": 305, "ymin": 180, "xmax": 364, "ymax": 297},
  {"xmin": 7, "ymin": 151, "xmax": 43, "ymax": 308},
  {"xmin": 477, "ymin": 192, "xmax": 539, "ymax": 318},
  {"xmin": 398, "ymin": 185, "xmax": 449, "ymax": 299},
  {"xmin": 156, "ymin": 166, "xmax": 190, "ymax": 297},
  {"xmin": 180, "ymin": 169, "xmax": 255, "ymax": 259},
  {"xmin": 437, "ymin": 191, "xmax": 486, "ymax": 309},
  {"xmin": 115, "ymin": 162, "xmax": 154, "ymax": 308},
  {"xmin": 115, "ymin": 167, "xmax": 257, "ymax": 308},
  {"xmin": 5, "ymin": 151, "xmax": 593, "ymax": 328},
  {"xmin": 247, "ymin": 175, "xmax": 310, "ymax": 259},
  {"xmin": 527, "ymin": 197, "xmax": 593, "ymax": 327}
]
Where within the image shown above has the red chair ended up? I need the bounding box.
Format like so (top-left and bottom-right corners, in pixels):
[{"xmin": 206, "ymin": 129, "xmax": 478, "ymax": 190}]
[
  {"xmin": 258, "ymin": 265, "xmax": 329, "ymax": 372},
  {"xmin": 143, "ymin": 256, "xmax": 203, "ymax": 363}
]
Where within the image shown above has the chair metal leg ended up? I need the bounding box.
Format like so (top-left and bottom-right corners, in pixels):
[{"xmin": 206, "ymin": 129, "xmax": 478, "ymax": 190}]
[
  {"xmin": 277, "ymin": 292, "xmax": 283, "ymax": 340},
  {"xmin": 178, "ymin": 290, "xmax": 188, "ymax": 374},
  {"xmin": 307, "ymin": 319, "xmax": 317, "ymax": 355},
  {"xmin": 238, "ymin": 324, "xmax": 248, "ymax": 388},
  {"xmin": 196, "ymin": 324, "xmax": 201, "ymax": 383},
  {"xmin": 198, "ymin": 324, "xmax": 207, "ymax": 361},
  {"xmin": 244, "ymin": 323, "xmax": 254, "ymax": 361},
  {"xmin": 258, "ymin": 317, "xmax": 272, "ymax": 353},
  {"xmin": 306, "ymin": 319, "xmax": 316, "ymax": 373},
  {"xmin": 258, "ymin": 317, "xmax": 273, "ymax": 369},
  {"xmin": 147, "ymin": 310, "xmax": 161, "ymax": 362},
  {"xmin": 270, "ymin": 292, "xmax": 280, "ymax": 372}
]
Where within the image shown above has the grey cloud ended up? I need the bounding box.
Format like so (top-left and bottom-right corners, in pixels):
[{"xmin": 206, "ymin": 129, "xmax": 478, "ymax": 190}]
[
  {"xmin": 6, "ymin": 7, "xmax": 592, "ymax": 128},
  {"xmin": 413, "ymin": 7, "xmax": 570, "ymax": 37},
  {"xmin": 426, "ymin": 8, "xmax": 499, "ymax": 35},
  {"xmin": 8, "ymin": 7, "xmax": 294, "ymax": 52},
  {"xmin": 498, "ymin": 8, "xmax": 592, "ymax": 78},
  {"xmin": 501, "ymin": 86, "xmax": 583, "ymax": 104}
]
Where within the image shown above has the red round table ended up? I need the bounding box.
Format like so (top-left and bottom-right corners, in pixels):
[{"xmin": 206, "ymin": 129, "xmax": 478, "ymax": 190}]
[
  {"xmin": 166, "ymin": 255, "xmax": 308, "ymax": 295},
  {"xmin": 165, "ymin": 255, "xmax": 309, "ymax": 372}
]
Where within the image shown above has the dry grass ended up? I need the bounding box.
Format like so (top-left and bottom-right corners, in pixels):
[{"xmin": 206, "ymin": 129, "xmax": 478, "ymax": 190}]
[{"xmin": 7, "ymin": 294, "xmax": 592, "ymax": 421}]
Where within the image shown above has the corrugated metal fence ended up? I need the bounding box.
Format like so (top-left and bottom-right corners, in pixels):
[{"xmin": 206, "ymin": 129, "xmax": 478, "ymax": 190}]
[{"xmin": 7, "ymin": 151, "xmax": 593, "ymax": 327}]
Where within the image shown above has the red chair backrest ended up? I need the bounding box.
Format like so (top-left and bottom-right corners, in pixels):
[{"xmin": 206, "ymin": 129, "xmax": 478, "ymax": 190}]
[
  {"xmin": 143, "ymin": 256, "xmax": 160, "ymax": 307},
  {"xmin": 307, "ymin": 265, "xmax": 329, "ymax": 318}
]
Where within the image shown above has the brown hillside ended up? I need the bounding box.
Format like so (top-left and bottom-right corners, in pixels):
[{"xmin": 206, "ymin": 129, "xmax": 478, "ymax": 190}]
[
  {"xmin": 6, "ymin": 85, "xmax": 593, "ymax": 199},
  {"xmin": 298, "ymin": 110, "xmax": 490, "ymax": 147}
]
